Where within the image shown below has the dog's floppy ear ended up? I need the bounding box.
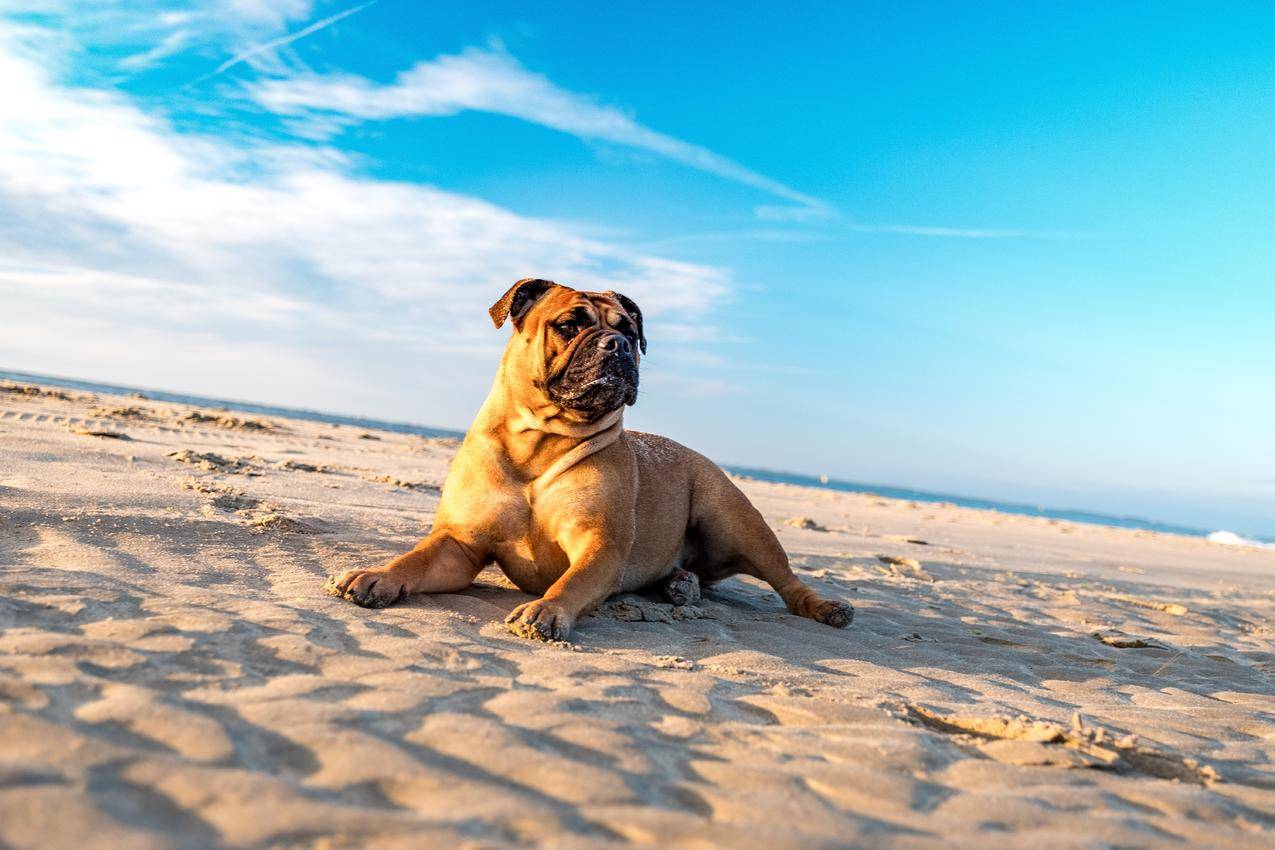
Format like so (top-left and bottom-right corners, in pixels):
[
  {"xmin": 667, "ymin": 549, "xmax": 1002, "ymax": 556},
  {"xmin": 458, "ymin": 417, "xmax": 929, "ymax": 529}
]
[
  {"xmin": 489, "ymin": 278, "xmax": 559, "ymax": 330},
  {"xmin": 609, "ymin": 291, "xmax": 646, "ymax": 354}
]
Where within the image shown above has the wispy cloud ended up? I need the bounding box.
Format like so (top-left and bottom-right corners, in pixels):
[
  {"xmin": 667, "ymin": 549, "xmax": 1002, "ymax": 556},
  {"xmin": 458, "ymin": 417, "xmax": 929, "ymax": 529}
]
[
  {"xmin": 246, "ymin": 43, "xmax": 826, "ymax": 214},
  {"xmin": 238, "ymin": 31, "xmax": 1072, "ymax": 238},
  {"xmin": 219, "ymin": 0, "xmax": 315, "ymax": 31},
  {"xmin": 22, "ymin": 1, "xmax": 318, "ymax": 77},
  {"xmin": 847, "ymin": 222, "xmax": 1085, "ymax": 239},
  {"xmin": 193, "ymin": 0, "xmax": 376, "ymax": 84},
  {"xmin": 119, "ymin": 27, "xmax": 193, "ymax": 70},
  {"xmin": 755, "ymin": 201, "xmax": 1083, "ymax": 239},
  {"xmin": 0, "ymin": 18, "xmax": 732, "ymax": 422},
  {"xmin": 20, "ymin": 4, "xmax": 1070, "ymax": 242}
]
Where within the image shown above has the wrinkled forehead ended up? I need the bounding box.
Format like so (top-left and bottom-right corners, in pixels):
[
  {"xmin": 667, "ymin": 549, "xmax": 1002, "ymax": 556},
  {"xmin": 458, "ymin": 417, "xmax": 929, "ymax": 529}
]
[{"xmin": 534, "ymin": 287, "xmax": 626, "ymax": 322}]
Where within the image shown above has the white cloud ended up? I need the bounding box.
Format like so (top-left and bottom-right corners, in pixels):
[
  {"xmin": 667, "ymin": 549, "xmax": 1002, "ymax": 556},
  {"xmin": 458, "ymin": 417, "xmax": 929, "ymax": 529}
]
[
  {"xmin": 246, "ymin": 43, "xmax": 826, "ymax": 213},
  {"xmin": 217, "ymin": 0, "xmax": 313, "ymax": 30},
  {"xmin": 12, "ymin": 0, "xmax": 318, "ymax": 78},
  {"xmin": 119, "ymin": 27, "xmax": 193, "ymax": 70},
  {"xmin": 0, "ymin": 18, "xmax": 732, "ymax": 425},
  {"xmin": 846, "ymin": 222, "xmax": 1084, "ymax": 239},
  {"xmin": 195, "ymin": 0, "xmax": 374, "ymax": 83}
]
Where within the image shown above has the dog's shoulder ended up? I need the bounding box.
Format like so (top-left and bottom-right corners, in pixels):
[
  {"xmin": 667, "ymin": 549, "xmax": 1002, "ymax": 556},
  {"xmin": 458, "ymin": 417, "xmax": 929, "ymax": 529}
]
[{"xmin": 623, "ymin": 429, "xmax": 714, "ymax": 470}]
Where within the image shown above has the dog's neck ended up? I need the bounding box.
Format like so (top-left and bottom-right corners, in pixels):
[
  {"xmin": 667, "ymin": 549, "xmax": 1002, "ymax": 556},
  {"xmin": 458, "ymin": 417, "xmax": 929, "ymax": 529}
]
[
  {"xmin": 508, "ymin": 403, "xmax": 622, "ymax": 438},
  {"xmin": 474, "ymin": 379, "xmax": 624, "ymax": 485}
]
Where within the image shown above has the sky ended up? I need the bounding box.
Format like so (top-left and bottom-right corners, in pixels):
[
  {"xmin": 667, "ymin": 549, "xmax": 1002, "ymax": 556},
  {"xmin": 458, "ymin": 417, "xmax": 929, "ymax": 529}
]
[{"xmin": 1, "ymin": 1, "xmax": 1272, "ymax": 537}]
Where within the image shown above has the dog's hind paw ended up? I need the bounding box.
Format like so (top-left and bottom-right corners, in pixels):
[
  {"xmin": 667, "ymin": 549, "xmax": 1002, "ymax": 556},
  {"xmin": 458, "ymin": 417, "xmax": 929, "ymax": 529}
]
[{"xmin": 662, "ymin": 569, "xmax": 701, "ymax": 607}]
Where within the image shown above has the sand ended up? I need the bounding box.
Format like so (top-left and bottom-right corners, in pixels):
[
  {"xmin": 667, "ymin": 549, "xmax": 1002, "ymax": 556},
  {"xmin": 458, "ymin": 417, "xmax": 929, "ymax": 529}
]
[{"xmin": 1, "ymin": 378, "xmax": 1273, "ymax": 849}]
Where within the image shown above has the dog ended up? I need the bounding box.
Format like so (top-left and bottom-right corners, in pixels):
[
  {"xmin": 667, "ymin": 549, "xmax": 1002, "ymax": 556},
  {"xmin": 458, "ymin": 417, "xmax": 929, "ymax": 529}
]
[{"xmin": 328, "ymin": 278, "xmax": 854, "ymax": 641}]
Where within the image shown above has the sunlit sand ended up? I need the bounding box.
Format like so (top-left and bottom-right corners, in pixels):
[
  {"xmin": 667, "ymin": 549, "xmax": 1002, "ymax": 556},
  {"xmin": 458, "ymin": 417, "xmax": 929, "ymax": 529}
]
[{"xmin": 2, "ymin": 379, "xmax": 1272, "ymax": 848}]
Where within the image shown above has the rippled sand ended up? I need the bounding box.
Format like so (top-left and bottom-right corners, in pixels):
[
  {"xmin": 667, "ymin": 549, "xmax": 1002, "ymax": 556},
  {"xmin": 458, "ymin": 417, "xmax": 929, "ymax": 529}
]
[{"xmin": 2, "ymin": 379, "xmax": 1273, "ymax": 849}]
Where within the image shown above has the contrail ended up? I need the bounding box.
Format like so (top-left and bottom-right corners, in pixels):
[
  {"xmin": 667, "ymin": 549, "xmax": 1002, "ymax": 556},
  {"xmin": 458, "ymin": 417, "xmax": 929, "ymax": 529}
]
[{"xmin": 192, "ymin": 0, "xmax": 378, "ymax": 85}]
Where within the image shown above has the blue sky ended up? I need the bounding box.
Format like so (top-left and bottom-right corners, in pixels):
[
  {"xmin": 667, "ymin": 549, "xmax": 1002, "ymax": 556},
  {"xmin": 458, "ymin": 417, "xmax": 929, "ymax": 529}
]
[{"xmin": 1, "ymin": 1, "xmax": 1272, "ymax": 537}]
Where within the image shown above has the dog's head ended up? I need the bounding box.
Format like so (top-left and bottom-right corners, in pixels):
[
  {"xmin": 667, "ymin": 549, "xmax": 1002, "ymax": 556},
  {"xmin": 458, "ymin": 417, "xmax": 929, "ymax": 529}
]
[{"xmin": 489, "ymin": 278, "xmax": 645, "ymax": 423}]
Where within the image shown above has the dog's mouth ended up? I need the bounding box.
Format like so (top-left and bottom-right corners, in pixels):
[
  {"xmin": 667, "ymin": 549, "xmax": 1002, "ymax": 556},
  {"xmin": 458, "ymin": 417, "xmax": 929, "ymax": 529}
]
[{"xmin": 547, "ymin": 339, "xmax": 638, "ymax": 421}]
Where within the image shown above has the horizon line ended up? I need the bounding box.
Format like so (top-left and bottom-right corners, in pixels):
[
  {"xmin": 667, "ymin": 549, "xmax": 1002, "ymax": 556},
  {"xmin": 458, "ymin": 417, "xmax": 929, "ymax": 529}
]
[{"xmin": 5, "ymin": 366, "xmax": 1269, "ymax": 544}]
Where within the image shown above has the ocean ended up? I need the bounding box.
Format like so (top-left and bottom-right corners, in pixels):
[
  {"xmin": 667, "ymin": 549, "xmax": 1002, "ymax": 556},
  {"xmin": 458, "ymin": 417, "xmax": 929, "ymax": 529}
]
[{"xmin": 4, "ymin": 368, "xmax": 1270, "ymax": 547}]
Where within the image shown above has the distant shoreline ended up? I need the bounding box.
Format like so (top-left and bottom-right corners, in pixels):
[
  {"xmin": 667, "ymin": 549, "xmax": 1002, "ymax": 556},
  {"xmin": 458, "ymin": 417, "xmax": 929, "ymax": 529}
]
[
  {"xmin": 722, "ymin": 466, "xmax": 1213, "ymax": 540},
  {"xmin": 4, "ymin": 366, "xmax": 1269, "ymax": 545}
]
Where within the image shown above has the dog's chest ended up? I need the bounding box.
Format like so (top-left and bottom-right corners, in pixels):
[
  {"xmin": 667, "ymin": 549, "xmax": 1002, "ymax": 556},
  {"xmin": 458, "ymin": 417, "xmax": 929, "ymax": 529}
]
[
  {"xmin": 488, "ymin": 499, "xmax": 575, "ymax": 595},
  {"xmin": 444, "ymin": 482, "xmax": 571, "ymax": 595},
  {"xmin": 489, "ymin": 537, "xmax": 563, "ymax": 595},
  {"xmin": 440, "ymin": 437, "xmax": 612, "ymax": 595}
]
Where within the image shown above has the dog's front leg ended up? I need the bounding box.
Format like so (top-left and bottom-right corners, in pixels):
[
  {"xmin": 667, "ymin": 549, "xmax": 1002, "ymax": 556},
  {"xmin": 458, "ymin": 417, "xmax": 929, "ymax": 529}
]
[
  {"xmin": 505, "ymin": 530, "xmax": 624, "ymax": 642},
  {"xmin": 328, "ymin": 532, "xmax": 484, "ymax": 608}
]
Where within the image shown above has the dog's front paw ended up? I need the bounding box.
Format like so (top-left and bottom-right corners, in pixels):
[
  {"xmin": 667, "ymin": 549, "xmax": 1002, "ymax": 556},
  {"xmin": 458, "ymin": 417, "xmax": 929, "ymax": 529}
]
[
  {"xmin": 326, "ymin": 567, "xmax": 409, "ymax": 609},
  {"xmin": 505, "ymin": 598, "xmax": 574, "ymax": 642},
  {"xmin": 812, "ymin": 599, "xmax": 854, "ymax": 628}
]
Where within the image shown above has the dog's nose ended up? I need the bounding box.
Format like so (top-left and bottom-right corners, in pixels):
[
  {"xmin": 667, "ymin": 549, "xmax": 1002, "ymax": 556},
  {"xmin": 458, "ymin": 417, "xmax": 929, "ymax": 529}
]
[{"xmin": 598, "ymin": 334, "xmax": 630, "ymax": 355}]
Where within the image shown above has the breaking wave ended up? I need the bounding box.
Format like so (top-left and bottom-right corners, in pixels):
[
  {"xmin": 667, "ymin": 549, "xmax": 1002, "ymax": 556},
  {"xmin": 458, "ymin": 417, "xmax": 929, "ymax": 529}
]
[{"xmin": 1206, "ymin": 530, "xmax": 1273, "ymax": 549}]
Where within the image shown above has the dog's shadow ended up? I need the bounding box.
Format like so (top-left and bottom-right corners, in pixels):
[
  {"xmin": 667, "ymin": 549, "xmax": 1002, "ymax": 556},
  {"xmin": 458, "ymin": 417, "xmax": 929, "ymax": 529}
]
[
  {"xmin": 400, "ymin": 556, "xmax": 1275, "ymax": 722},
  {"xmin": 409, "ymin": 565, "xmax": 857, "ymax": 667}
]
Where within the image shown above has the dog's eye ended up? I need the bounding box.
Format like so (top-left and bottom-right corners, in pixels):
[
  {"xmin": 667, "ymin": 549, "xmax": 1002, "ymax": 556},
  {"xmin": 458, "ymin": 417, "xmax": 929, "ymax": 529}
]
[{"xmin": 554, "ymin": 321, "xmax": 579, "ymax": 338}]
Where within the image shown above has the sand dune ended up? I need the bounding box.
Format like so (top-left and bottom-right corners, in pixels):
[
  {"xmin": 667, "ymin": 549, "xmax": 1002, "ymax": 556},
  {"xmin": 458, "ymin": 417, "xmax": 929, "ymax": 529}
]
[{"xmin": 1, "ymin": 380, "xmax": 1272, "ymax": 849}]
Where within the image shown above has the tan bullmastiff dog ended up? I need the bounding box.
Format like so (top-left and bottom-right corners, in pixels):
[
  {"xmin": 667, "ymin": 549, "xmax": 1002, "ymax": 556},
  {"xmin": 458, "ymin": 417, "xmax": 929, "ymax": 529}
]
[{"xmin": 328, "ymin": 278, "xmax": 854, "ymax": 641}]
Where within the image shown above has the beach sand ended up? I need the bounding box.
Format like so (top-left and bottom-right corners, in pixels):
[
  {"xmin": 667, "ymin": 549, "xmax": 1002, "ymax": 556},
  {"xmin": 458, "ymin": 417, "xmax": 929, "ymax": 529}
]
[{"xmin": 1, "ymin": 379, "xmax": 1273, "ymax": 849}]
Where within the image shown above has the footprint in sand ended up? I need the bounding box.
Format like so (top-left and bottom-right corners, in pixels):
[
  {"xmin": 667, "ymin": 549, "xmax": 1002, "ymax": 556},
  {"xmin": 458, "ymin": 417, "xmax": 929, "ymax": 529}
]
[
  {"xmin": 1, "ymin": 383, "xmax": 73, "ymax": 400},
  {"xmin": 361, "ymin": 473, "xmax": 441, "ymax": 492},
  {"xmin": 179, "ymin": 475, "xmax": 316, "ymax": 533},
  {"xmin": 783, "ymin": 516, "xmax": 828, "ymax": 531},
  {"xmin": 1091, "ymin": 629, "xmax": 1166, "ymax": 649},
  {"xmin": 69, "ymin": 428, "xmax": 132, "ymax": 440},
  {"xmin": 877, "ymin": 555, "xmax": 936, "ymax": 582},
  {"xmin": 246, "ymin": 513, "xmax": 318, "ymax": 534},
  {"xmin": 272, "ymin": 459, "xmax": 330, "ymax": 473},
  {"xmin": 1111, "ymin": 595, "xmax": 1189, "ymax": 616},
  {"xmin": 90, "ymin": 405, "xmax": 158, "ymax": 422},
  {"xmin": 178, "ymin": 410, "xmax": 277, "ymax": 431},
  {"xmin": 168, "ymin": 449, "xmax": 259, "ymax": 474},
  {"xmin": 903, "ymin": 704, "xmax": 1219, "ymax": 784}
]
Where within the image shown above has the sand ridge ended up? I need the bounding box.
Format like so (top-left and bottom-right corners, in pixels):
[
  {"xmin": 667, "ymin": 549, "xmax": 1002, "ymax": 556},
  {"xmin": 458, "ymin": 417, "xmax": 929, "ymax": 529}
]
[{"xmin": 1, "ymin": 379, "xmax": 1273, "ymax": 849}]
